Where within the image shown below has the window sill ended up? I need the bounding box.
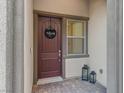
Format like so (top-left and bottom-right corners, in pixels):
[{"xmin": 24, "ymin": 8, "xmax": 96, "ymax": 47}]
[{"xmin": 64, "ymin": 54, "xmax": 89, "ymax": 59}]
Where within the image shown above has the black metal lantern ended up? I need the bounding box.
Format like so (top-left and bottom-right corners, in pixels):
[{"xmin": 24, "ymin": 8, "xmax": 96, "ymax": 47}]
[
  {"xmin": 89, "ymin": 71, "xmax": 96, "ymax": 84},
  {"xmin": 82, "ymin": 65, "xmax": 89, "ymax": 81}
]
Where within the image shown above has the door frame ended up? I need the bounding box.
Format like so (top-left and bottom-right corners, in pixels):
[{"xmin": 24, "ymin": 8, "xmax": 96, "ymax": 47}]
[{"xmin": 33, "ymin": 10, "xmax": 89, "ymax": 83}]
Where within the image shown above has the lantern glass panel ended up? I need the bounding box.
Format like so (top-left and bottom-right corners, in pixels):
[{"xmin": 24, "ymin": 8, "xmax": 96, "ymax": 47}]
[
  {"xmin": 83, "ymin": 69, "xmax": 88, "ymax": 79},
  {"xmin": 90, "ymin": 75, "xmax": 93, "ymax": 81},
  {"xmin": 82, "ymin": 65, "xmax": 89, "ymax": 81}
]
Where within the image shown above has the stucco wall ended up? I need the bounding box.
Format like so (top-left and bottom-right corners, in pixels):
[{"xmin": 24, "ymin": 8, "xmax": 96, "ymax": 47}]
[
  {"xmin": 88, "ymin": 0, "xmax": 107, "ymax": 87},
  {"xmin": 24, "ymin": 0, "xmax": 33, "ymax": 93},
  {"xmin": 65, "ymin": 58, "xmax": 89, "ymax": 78},
  {"xmin": 34, "ymin": 0, "xmax": 89, "ymax": 17},
  {"xmin": 0, "ymin": 0, "xmax": 7, "ymax": 93}
]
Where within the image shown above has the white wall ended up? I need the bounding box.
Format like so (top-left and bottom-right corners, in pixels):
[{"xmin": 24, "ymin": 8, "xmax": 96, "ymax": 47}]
[
  {"xmin": 34, "ymin": 0, "xmax": 89, "ymax": 17},
  {"xmin": 65, "ymin": 58, "xmax": 89, "ymax": 78},
  {"xmin": 88, "ymin": 0, "xmax": 107, "ymax": 87},
  {"xmin": 0, "ymin": 0, "xmax": 7, "ymax": 92},
  {"xmin": 24, "ymin": 0, "xmax": 33, "ymax": 93}
]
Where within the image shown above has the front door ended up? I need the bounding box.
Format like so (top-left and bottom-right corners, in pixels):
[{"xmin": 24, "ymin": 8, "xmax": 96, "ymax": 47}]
[{"xmin": 38, "ymin": 16, "xmax": 62, "ymax": 79}]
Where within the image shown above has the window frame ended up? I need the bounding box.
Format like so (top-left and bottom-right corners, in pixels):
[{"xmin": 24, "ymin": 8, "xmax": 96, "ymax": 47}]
[{"xmin": 66, "ymin": 19, "xmax": 89, "ymax": 58}]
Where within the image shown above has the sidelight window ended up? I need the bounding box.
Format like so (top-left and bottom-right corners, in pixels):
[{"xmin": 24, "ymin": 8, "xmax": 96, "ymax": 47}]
[{"xmin": 66, "ymin": 19, "xmax": 89, "ymax": 58}]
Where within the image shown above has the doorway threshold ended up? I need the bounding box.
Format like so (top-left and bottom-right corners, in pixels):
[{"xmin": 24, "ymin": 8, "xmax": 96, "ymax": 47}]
[{"xmin": 37, "ymin": 76, "xmax": 63, "ymax": 85}]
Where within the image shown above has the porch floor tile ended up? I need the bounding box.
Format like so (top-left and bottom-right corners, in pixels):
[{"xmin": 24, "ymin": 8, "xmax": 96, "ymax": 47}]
[{"xmin": 33, "ymin": 78, "xmax": 106, "ymax": 93}]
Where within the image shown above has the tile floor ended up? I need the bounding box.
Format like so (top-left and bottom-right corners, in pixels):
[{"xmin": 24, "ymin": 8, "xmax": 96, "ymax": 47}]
[{"xmin": 33, "ymin": 78, "xmax": 106, "ymax": 93}]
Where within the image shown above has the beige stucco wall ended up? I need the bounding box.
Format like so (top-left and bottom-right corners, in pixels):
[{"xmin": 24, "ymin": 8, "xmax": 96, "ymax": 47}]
[
  {"xmin": 34, "ymin": 0, "xmax": 89, "ymax": 17},
  {"xmin": 88, "ymin": 0, "xmax": 107, "ymax": 87},
  {"xmin": 24, "ymin": 0, "xmax": 33, "ymax": 93}
]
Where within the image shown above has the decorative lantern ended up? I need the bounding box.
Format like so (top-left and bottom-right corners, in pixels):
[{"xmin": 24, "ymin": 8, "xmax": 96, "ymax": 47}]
[
  {"xmin": 89, "ymin": 71, "xmax": 96, "ymax": 84},
  {"xmin": 82, "ymin": 65, "xmax": 89, "ymax": 81}
]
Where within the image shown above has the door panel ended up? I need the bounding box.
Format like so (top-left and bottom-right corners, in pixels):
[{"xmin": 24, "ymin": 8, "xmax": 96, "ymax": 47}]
[{"xmin": 38, "ymin": 16, "xmax": 62, "ymax": 79}]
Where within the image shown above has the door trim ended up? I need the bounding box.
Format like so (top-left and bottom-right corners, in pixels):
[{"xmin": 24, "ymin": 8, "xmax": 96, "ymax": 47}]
[{"xmin": 34, "ymin": 10, "xmax": 89, "ymax": 21}]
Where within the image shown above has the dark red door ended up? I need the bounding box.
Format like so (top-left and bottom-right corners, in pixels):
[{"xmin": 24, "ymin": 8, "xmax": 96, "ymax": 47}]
[{"xmin": 38, "ymin": 16, "xmax": 62, "ymax": 79}]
